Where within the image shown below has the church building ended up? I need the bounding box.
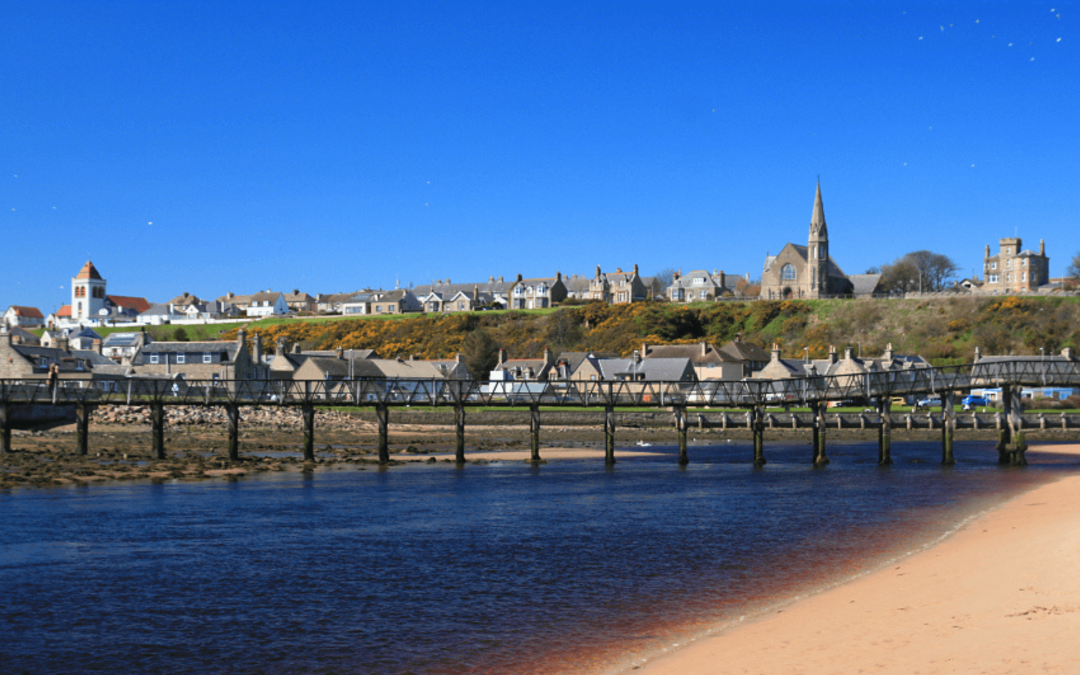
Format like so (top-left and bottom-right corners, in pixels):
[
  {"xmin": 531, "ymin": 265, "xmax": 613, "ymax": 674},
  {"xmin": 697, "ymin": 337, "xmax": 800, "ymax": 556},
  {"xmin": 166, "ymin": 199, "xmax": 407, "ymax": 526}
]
[{"xmin": 760, "ymin": 183, "xmax": 878, "ymax": 300}]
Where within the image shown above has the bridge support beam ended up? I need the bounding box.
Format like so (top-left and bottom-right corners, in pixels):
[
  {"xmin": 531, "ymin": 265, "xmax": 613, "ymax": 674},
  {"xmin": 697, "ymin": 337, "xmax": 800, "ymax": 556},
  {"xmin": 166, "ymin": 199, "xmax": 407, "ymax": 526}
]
[
  {"xmin": 376, "ymin": 404, "xmax": 390, "ymax": 464},
  {"xmin": 226, "ymin": 404, "xmax": 240, "ymax": 461},
  {"xmin": 676, "ymin": 407, "xmax": 688, "ymax": 465},
  {"xmin": 813, "ymin": 402, "xmax": 829, "ymax": 467},
  {"xmin": 76, "ymin": 403, "xmax": 90, "ymax": 456},
  {"xmin": 752, "ymin": 405, "xmax": 766, "ymax": 467},
  {"xmin": 1, "ymin": 403, "xmax": 13, "ymax": 453},
  {"xmin": 877, "ymin": 398, "xmax": 893, "ymax": 465},
  {"xmin": 942, "ymin": 392, "xmax": 956, "ymax": 466},
  {"xmin": 151, "ymin": 403, "xmax": 166, "ymax": 460},
  {"xmin": 529, "ymin": 405, "xmax": 541, "ymax": 462},
  {"xmin": 302, "ymin": 403, "xmax": 316, "ymax": 462},
  {"xmin": 997, "ymin": 385, "xmax": 1013, "ymax": 464},
  {"xmin": 454, "ymin": 406, "xmax": 466, "ymax": 464},
  {"xmin": 1007, "ymin": 388, "xmax": 1027, "ymax": 466},
  {"xmin": 604, "ymin": 406, "xmax": 616, "ymax": 465}
]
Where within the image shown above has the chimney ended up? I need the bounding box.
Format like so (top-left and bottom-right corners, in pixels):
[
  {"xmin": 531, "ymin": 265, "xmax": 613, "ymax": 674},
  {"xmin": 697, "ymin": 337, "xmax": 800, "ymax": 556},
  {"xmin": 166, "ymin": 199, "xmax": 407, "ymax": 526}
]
[
  {"xmin": 499, "ymin": 276, "xmax": 503, "ymax": 282},
  {"xmin": 632, "ymin": 264, "xmax": 638, "ymax": 275},
  {"xmin": 1063, "ymin": 347, "xmax": 1074, "ymax": 360},
  {"xmin": 292, "ymin": 343, "xmax": 301, "ymax": 354},
  {"xmin": 770, "ymin": 343, "xmax": 781, "ymax": 362},
  {"xmin": 641, "ymin": 342, "xmax": 649, "ymax": 358},
  {"xmin": 489, "ymin": 276, "xmax": 494, "ymax": 282},
  {"xmin": 236, "ymin": 328, "xmax": 246, "ymax": 347},
  {"xmin": 473, "ymin": 283, "xmax": 479, "ymax": 299},
  {"xmin": 973, "ymin": 346, "xmax": 981, "ymax": 362},
  {"xmin": 544, "ymin": 346, "xmax": 554, "ymax": 366},
  {"xmin": 828, "ymin": 345, "xmax": 839, "ymax": 365},
  {"xmin": 516, "ymin": 273, "xmax": 522, "ymax": 282},
  {"xmin": 556, "ymin": 270, "xmax": 562, "ymax": 281},
  {"xmin": 633, "ymin": 349, "xmax": 641, "ymax": 364},
  {"xmin": 455, "ymin": 352, "xmax": 463, "ymax": 364},
  {"xmin": 498, "ymin": 348, "xmax": 507, "ymax": 366},
  {"xmin": 700, "ymin": 341, "xmax": 707, "ymax": 357},
  {"xmin": 844, "ymin": 346, "xmax": 854, "ymax": 361},
  {"xmin": 884, "ymin": 343, "xmax": 893, "ymax": 362},
  {"xmin": 293, "ymin": 289, "xmax": 299, "ymax": 295},
  {"xmin": 616, "ymin": 267, "xmax": 622, "ymax": 274},
  {"xmin": 57, "ymin": 335, "xmax": 69, "ymax": 353},
  {"xmin": 596, "ymin": 265, "xmax": 602, "ymax": 278},
  {"xmin": 276, "ymin": 336, "xmax": 287, "ymax": 356},
  {"xmin": 1040, "ymin": 239, "xmax": 1045, "ymax": 256},
  {"xmin": 984, "ymin": 245, "xmax": 990, "ymax": 259},
  {"xmin": 93, "ymin": 338, "xmax": 102, "ymax": 354},
  {"xmin": 410, "ymin": 354, "xmax": 420, "ymax": 361},
  {"xmin": 253, "ymin": 333, "xmax": 263, "ymax": 363}
]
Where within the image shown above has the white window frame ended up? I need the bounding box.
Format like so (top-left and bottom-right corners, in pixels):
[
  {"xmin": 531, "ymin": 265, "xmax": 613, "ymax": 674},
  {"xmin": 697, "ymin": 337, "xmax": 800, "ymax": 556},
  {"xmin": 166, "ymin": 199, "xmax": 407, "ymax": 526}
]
[
  {"xmin": 203, "ymin": 354, "xmax": 212, "ymax": 364},
  {"xmin": 150, "ymin": 354, "xmax": 159, "ymax": 364},
  {"xmin": 177, "ymin": 354, "xmax": 186, "ymax": 364}
]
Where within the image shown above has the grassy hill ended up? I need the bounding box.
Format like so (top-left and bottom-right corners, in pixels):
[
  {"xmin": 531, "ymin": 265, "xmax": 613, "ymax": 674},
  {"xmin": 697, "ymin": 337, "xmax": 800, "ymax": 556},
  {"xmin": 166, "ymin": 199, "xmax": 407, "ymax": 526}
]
[{"xmin": 215, "ymin": 296, "xmax": 1080, "ymax": 366}]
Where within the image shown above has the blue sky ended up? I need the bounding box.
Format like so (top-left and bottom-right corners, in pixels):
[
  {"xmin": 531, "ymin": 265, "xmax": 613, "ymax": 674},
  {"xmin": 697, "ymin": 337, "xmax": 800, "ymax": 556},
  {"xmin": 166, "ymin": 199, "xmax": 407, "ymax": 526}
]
[{"xmin": 4, "ymin": 1, "xmax": 1077, "ymax": 313}]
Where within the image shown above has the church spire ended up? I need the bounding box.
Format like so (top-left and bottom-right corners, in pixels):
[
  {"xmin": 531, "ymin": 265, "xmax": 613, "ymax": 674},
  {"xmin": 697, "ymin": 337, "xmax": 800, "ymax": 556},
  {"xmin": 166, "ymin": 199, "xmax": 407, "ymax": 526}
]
[{"xmin": 810, "ymin": 179, "xmax": 826, "ymax": 237}]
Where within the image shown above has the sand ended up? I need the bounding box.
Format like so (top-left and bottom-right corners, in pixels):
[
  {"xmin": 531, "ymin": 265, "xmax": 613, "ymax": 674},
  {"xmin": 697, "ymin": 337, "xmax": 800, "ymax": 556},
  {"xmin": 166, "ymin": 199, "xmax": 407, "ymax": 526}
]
[
  {"xmin": 387, "ymin": 446, "xmax": 667, "ymax": 462},
  {"xmin": 633, "ymin": 444, "xmax": 1080, "ymax": 675}
]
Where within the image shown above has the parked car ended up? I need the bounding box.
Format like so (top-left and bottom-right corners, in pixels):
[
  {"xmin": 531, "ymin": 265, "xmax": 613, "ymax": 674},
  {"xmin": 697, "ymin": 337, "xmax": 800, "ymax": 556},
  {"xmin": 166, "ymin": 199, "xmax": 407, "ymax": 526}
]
[
  {"xmin": 916, "ymin": 396, "xmax": 942, "ymax": 409},
  {"xmin": 962, "ymin": 395, "xmax": 988, "ymax": 409}
]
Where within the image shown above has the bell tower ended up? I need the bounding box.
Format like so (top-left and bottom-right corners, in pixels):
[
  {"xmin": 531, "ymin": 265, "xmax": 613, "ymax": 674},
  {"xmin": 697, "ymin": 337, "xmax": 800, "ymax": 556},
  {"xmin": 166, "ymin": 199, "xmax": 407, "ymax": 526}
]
[
  {"xmin": 807, "ymin": 180, "xmax": 828, "ymax": 298},
  {"xmin": 71, "ymin": 261, "xmax": 107, "ymax": 323}
]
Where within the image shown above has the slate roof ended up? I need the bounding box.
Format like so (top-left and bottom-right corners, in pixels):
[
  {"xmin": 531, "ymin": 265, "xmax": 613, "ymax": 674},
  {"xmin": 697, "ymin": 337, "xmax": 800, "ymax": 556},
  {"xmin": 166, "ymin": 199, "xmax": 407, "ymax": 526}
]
[
  {"xmin": 719, "ymin": 339, "xmax": 771, "ymax": 364},
  {"xmin": 140, "ymin": 303, "xmax": 187, "ymax": 319},
  {"xmin": 591, "ymin": 357, "xmax": 695, "ymax": 381},
  {"xmin": 642, "ymin": 342, "xmax": 731, "ymax": 364},
  {"xmin": 7, "ymin": 326, "xmax": 40, "ymax": 344},
  {"xmin": 168, "ymin": 293, "xmax": 203, "ymax": 306},
  {"xmin": 847, "ymin": 274, "xmax": 883, "ymax": 297},
  {"xmin": 140, "ymin": 341, "xmax": 241, "ymax": 357}
]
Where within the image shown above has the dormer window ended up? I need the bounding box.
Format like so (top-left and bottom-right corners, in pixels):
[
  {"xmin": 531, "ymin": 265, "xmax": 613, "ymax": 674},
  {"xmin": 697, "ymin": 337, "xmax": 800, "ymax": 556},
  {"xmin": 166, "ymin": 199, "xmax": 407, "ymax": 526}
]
[{"xmin": 150, "ymin": 354, "xmax": 159, "ymax": 364}]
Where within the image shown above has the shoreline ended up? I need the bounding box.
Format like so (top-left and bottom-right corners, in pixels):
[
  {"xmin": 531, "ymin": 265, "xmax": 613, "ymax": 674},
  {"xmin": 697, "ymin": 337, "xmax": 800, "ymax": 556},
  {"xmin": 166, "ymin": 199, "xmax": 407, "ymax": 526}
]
[{"xmin": 627, "ymin": 444, "xmax": 1080, "ymax": 675}]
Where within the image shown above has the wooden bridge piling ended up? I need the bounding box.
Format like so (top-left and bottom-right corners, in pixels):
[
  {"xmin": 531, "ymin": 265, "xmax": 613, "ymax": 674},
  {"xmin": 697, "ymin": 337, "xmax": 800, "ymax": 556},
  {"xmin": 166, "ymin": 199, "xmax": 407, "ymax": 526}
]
[
  {"xmin": 942, "ymin": 392, "xmax": 956, "ymax": 466},
  {"xmin": 529, "ymin": 405, "xmax": 541, "ymax": 462},
  {"xmin": 454, "ymin": 406, "xmax": 466, "ymax": 464},
  {"xmin": 76, "ymin": 403, "xmax": 90, "ymax": 456},
  {"xmin": 1, "ymin": 403, "xmax": 11, "ymax": 453},
  {"xmin": 676, "ymin": 407, "xmax": 688, "ymax": 465},
  {"xmin": 752, "ymin": 406, "xmax": 766, "ymax": 467},
  {"xmin": 376, "ymin": 404, "xmax": 389, "ymax": 464},
  {"xmin": 226, "ymin": 404, "xmax": 240, "ymax": 461},
  {"xmin": 604, "ymin": 406, "xmax": 616, "ymax": 465},
  {"xmin": 150, "ymin": 403, "xmax": 166, "ymax": 460},
  {"xmin": 877, "ymin": 399, "xmax": 893, "ymax": 465},
  {"xmin": 301, "ymin": 403, "xmax": 316, "ymax": 462},
  {"xmin": 813, "ymin": 402, "xmax": 829, "ymax": 466}
]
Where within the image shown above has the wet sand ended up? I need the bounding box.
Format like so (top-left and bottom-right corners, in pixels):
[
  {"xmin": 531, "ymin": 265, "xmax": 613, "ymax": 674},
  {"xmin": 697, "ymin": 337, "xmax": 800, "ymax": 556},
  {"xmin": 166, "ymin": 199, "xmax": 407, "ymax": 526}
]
[{"xmin": 632, "ymin": 444, "xmax": 1080, "ymax": 675}]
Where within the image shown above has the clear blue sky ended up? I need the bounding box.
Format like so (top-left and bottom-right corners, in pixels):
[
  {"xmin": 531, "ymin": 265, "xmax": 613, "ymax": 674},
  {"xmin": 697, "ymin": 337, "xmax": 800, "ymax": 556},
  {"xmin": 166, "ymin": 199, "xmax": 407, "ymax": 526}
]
[{"xmin": 4, "ymin": 1, "xmax": 1077, "ymax": 313}]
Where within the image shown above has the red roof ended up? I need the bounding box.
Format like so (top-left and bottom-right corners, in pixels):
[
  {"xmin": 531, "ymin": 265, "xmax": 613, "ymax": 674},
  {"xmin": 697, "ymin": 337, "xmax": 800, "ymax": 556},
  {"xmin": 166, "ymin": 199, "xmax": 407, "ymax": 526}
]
[
  {"xmin": 107, "ymin": 295, "xmax": 151, "ymax": 313},
  {"xmin": 75, "ymin": 261, "xmax": 103, "ymax": 280},
  {"xmin": 9, "ymin": 305, "xmax": 44, "ymax": 318},
  {"xmin": 56, "ymin": 305, "xmax": 72, "ymax": 317}
]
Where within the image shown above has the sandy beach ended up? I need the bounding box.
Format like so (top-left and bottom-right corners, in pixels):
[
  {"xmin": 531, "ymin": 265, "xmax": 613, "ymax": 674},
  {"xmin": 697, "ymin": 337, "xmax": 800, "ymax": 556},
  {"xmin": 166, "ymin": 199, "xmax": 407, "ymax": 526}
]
[{"xmin": 633, "ymin": 444, "xmax": 1080, "ymax": 675}]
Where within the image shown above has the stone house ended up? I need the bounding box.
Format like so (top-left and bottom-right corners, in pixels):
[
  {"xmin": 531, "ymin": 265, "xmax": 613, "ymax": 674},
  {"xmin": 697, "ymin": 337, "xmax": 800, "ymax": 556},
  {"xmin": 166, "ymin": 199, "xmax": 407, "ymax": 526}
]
[
  {"xmin": 588, "ymin": 265, "xmax": 648, "ymax": 304},
  {"xmin": 718, "ymin": 337, "xmax": 772, "ymax": 373},
  {"xmin": 570, "ymin": 353, "xmax": 696, "ymax": 382},
  {"xmin": 0, "ymin": 328, "xmax": 94, "ymax": 379},
  {"xmin": 640, "ymin": 341, "xmax": 745, "ymax": 381},
  {"xmin": 411, "ymin": 277, "xmax": 513, "ymax": 310},
  {"xmin": 491, "ymin": 347, "xmax": 557, "ymax": 381},
  {"xmin": 4, "ymin": 306, "xmax": 44, "ymax": 328},
  {"xmin": 666, "ymin": 270, "xmax": 731, "ymax": 303},
  {"xmin": 981, "ymin": 237, "xmax": 1050, "ymax": 294},
  {"xmin": 101, "ymin": 331, "xmax": 152, "ymax": 364},
  {"xmin": 283, "ymin": 290, "xmax": 318, "ymax": 314},
  {"xmin": 131, "ymin": 329, "xmax": 262, "ymax": 380},
  {"xmin": 509, "ymin": 273, "xmax": 568, "ymax": 309},
  {"xmin": 753, "ymin": 344, "xmax": 930, "ymax": 385},
  {"xmin": 562, "ymin": 274, "xmax": 592, "ymax": 300},
  {"xmin": 5, "ymin": 326, "xmax": 40, "ymax": 346}
]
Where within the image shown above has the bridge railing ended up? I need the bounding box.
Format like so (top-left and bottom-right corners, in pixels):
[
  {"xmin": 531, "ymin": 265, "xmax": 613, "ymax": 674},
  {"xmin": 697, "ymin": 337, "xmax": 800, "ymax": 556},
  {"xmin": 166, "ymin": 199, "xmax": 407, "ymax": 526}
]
[{"xmin": 1, "ymin": 359, "xmax": 1078, "ymax": 407}]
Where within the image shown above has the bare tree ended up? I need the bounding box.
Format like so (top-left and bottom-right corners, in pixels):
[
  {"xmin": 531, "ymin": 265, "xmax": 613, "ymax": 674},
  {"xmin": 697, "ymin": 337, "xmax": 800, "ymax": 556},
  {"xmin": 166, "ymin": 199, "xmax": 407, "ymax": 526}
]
[
  {"xmin": 654, "ymin": 268, "xmax": 677, "ymax": 293},
  {"xmin": 878, "ymin": 250, "xmax": 959, "ymax": 293},
  {"xmin": 1067, "ymin": 251, "xmax": 1080, "ymax": 279}
]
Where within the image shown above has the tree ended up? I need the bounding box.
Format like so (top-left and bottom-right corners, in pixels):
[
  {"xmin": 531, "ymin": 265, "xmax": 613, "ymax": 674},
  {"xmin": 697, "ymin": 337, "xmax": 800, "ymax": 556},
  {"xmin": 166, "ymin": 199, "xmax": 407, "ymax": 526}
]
[
  {"xmin": 459, "ymin": 329, "xmax": 500, "ymax": 381},
  {"xmin": 172, "ymin": 327, "xmax": 190, "ymax": 342},
  {"xmin": 654, "ymin": 268, "xmax": 677, "ymax": 293},
  {"xmin": 1066, "ymin": 251, "xmax": 1080, "ymax": 282},
  {"xmin": 878, "ymin": 250, "xmax": 959, "ymax": 293}
]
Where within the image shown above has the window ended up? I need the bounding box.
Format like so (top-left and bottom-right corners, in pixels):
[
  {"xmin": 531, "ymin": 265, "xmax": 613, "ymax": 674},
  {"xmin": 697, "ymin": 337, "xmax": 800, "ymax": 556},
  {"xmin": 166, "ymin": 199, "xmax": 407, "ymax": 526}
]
[
  {"xmin": 177, "ymin": 354, "xmax": 186, "ymax": 364},
  {"xmin": 1022, "ymin": 259, "xmax": 1027, "ymax": 267},
  {"xmin": 1022, "ymin": 272, "xmax": 1027, "ymax": 281},
  {"xmin": 782, "ymin": 264, "xmax": 796, "ymax": 281},
  {"xmin": 991, "ymin": 262, "xmax": 997, "ymax": 270},
  {"xmin": 989, "ymin": 274, "xmax": 999, "ymax": 283},
  {"xmin": 203, "ymin": 354, "xmax": 212, "ymax": 364},
  {"xmin": 1006, "ymin": 260, "xmax": 1012, "ymax": 269},
  {"xmin": 150, "ymin": 354, "xmax": 159, "ymax": 364}
]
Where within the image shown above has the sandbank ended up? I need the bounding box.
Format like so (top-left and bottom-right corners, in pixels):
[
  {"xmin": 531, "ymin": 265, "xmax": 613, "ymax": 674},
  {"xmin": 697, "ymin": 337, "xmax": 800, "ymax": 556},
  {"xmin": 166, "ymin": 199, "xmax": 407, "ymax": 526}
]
[
  {"xmin": 633, "ymin": 443, "xmax": 1080, "ymax": 675},
  {"xmin": 388, "ymin": 446, "xmax": 667, "ymax": 462}
]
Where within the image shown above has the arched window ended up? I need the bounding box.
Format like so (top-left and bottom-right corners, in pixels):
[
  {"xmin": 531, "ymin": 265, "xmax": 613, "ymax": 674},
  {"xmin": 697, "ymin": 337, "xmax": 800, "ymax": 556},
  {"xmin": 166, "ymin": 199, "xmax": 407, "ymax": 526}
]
[{"xmin": 782, "ymin": 264, "xmax": 796, "ymax": 281}]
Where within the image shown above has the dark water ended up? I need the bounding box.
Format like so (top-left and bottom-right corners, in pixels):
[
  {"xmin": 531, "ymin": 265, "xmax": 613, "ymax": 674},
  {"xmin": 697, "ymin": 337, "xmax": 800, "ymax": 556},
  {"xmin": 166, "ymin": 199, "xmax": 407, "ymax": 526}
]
[{"xmin": 1, "ymin": 441, "xmax": 1076, "ymax": 675}]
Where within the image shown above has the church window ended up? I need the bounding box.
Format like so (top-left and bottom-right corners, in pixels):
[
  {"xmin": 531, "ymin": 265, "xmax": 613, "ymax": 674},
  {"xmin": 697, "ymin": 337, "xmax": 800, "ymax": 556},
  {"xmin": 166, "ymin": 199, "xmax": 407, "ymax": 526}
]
[
  {"xmin": 819, "ymin": 245, "xmax": 825, "ymax": 259},
  {"xmin": 782, "ymin": 264, "xmax": 796, "ymax": 281}
]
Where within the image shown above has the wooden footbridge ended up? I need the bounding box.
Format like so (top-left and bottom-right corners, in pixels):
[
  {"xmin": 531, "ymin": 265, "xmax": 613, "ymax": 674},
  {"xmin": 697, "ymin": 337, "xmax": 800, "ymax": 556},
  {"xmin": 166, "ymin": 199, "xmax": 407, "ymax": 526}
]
[{"xmin": 2, "ymin": 358, "xmax": 1077, "ymax": 467}]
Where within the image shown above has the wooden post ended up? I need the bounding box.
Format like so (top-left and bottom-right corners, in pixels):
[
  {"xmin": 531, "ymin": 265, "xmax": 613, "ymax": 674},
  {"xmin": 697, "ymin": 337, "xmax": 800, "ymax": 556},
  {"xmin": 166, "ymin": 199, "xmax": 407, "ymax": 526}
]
[
  {"xmin": 942, "ymin": 392, "xmax": 956, "ymax": 466},
  {"xmin": 604, "ymin": 405, "xmax": 616, "ymax": 465},
  {"xmin": 76, "ymin": 403, "xmax": 90, "ymax": 456},
  {"xmin": 752, "ymin": 405, "xmax": 766, "ymax": 467},
  {"xmin": 302, "ymin": 403, "xmax": 316, "ymax": 462},
  {"xmin": 814, "ymin": 402, "xmax": 829, "ymax": 466},
  {"xmin": 1009, "ymin": 388, "xmax": 1027, "ymax": 466},
  {"xmin": 1, "ymin": 403, "xmax": 12, "ymax": 453},
  {"xmin": 676, "ymin": 407, "xmax": 688, "ymax": 465},
  {"xmin": 997, "ymin": 385, "xmax": 1012, "ymax": 464},
  {"xmin": 455, "ymin": 405, "xmax": 466, "ymax": 464},
  {"xmin": 376, "ymin": 403, "xmax": 389, "ymax": 464},
  {"xmin": 812, "ymin": 404, "xmax": 821, "ymax": 463},
  {"xmin": 226, "ymin": 404, "xmax": 240, "ymax": 461},
  {"xmin": 529, "ymin": 405, "xmax": 541, "ymax": 462},
  {"xmin": 877, "ymin": 398, "xmax": 893, "ymax": 465},
  {"xmin": 151, "ymin": 403, "xmax": 166, "ymax": 460}
]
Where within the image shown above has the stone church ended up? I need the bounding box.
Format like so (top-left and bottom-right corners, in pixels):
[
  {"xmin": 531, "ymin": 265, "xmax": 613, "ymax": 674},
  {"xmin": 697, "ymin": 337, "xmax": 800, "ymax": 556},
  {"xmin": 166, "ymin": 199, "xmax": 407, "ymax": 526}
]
[{"xmin": 760, "ymin": 183, "xmax": 879, "ymax": 300}]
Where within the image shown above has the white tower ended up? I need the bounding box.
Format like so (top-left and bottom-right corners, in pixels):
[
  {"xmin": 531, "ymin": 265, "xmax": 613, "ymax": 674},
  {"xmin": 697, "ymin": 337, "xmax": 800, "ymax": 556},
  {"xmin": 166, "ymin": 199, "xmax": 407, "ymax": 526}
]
[{"xmin": 71, "ymin": 261, "xmax": 107, "ymax": 322}]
